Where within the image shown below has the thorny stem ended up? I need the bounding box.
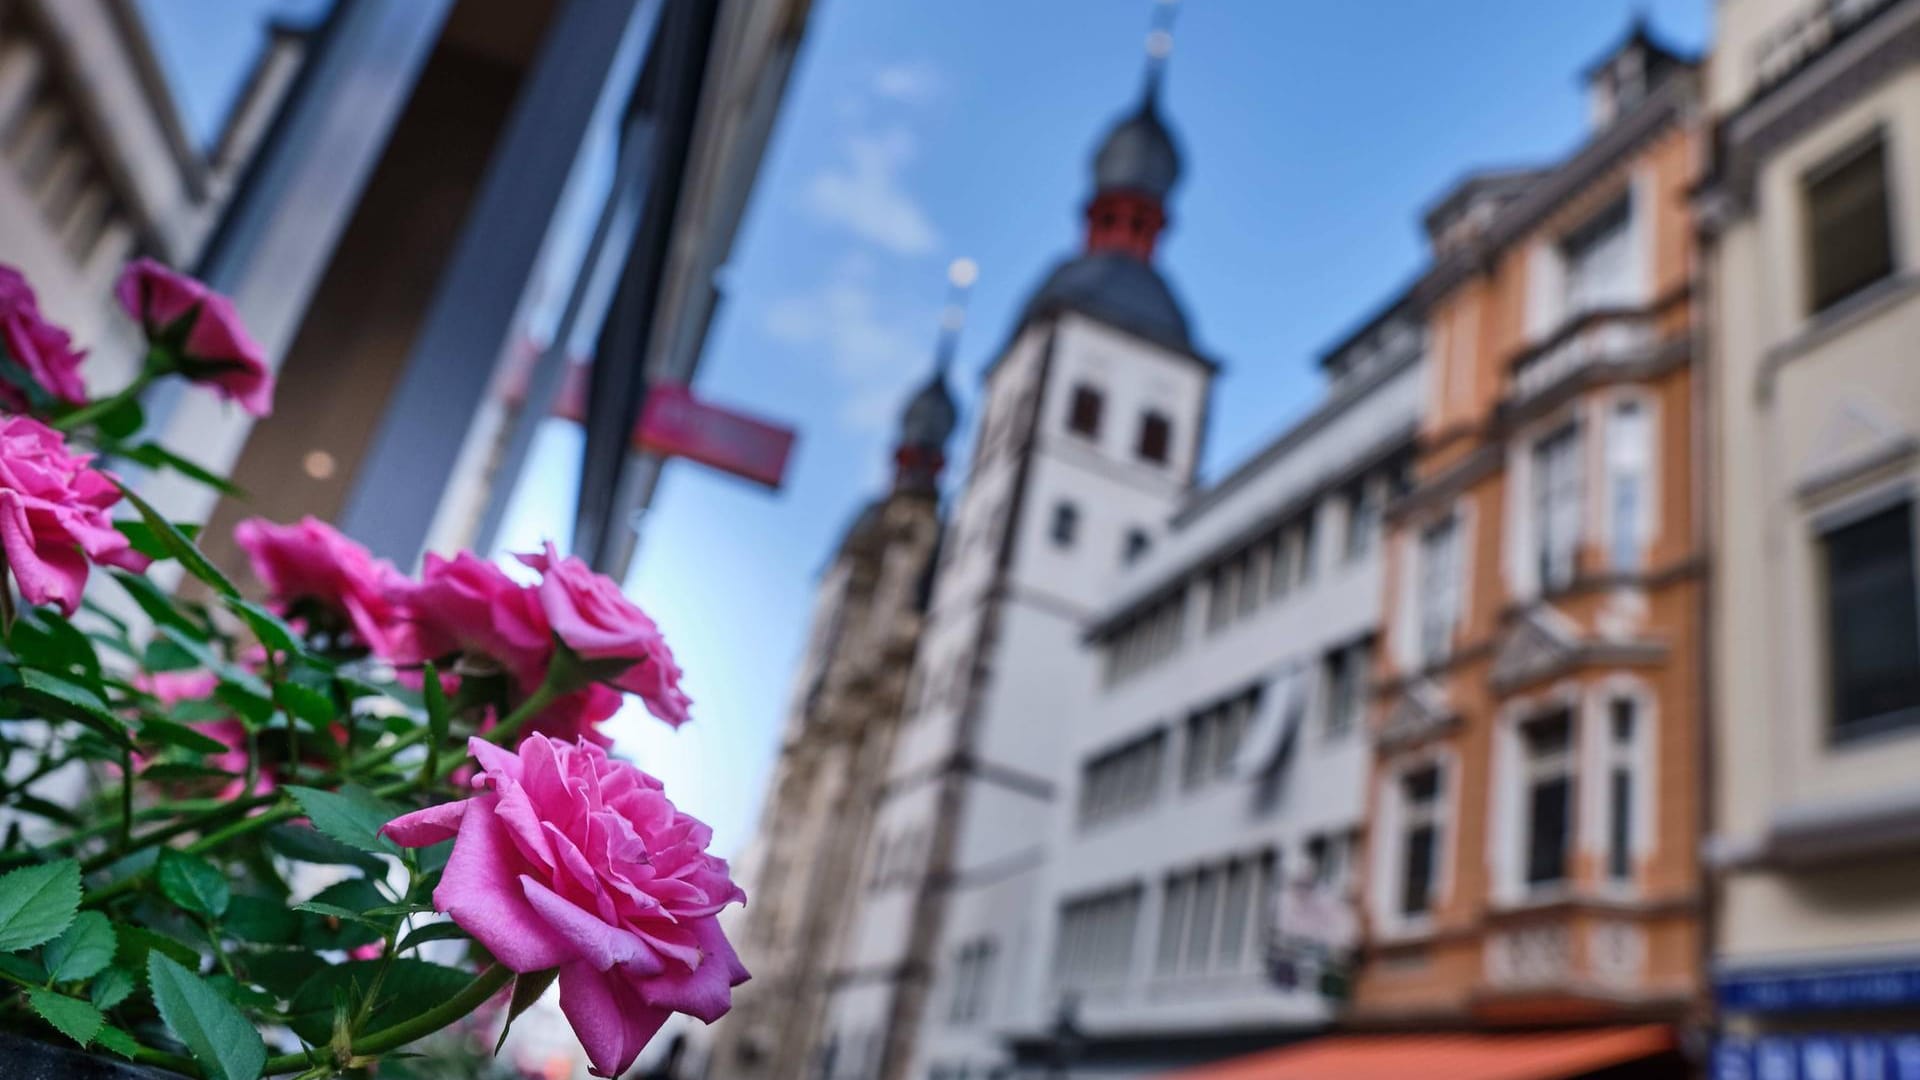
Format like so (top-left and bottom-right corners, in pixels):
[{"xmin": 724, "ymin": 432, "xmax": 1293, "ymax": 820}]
[{"xmin": 259, "ymin": 963, "xmax": 514, "ymax": 1076}]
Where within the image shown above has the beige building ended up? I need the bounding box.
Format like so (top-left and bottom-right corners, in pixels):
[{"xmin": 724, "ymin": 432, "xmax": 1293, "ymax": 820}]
[
  {"xmin": 0, "ymin": 0, "xmax": 303, "ymax": 390},
  {"xmin": 1703, "ymin": 0, "xmax": 1920, "ymax": 1069},
  {"xmin": 710, "ymin": 340, "xmax": 956, "ymax": 1080}
]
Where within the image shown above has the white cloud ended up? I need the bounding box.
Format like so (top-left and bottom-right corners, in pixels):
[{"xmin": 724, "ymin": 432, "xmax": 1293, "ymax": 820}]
[
  {"xmin": 802, "ymin": 127, "xmax": 940, "ymax": 257},
  {"xmin": 763, "ymin": 256, "xmax": 935, "ymax": 434},
  {"xmin": 871, "ymin": 61, "xmax": 944, "ymax": 106}
]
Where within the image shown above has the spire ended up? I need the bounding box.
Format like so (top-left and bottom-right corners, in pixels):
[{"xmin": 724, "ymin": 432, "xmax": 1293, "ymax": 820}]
[
  {"xmin": 894, "ymin": 259, "xmax": 974, "ymax": 494},
  {"xmin": 1086, "ymin": 2, "xmax": 1184, "ymax": 261},
  {"xmin": 1142, "ymin": 0, "xmax": 1179, "ymax": 103}
]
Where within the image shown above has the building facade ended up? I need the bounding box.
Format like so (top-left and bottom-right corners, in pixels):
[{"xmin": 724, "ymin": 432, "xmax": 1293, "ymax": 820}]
[
  {"xmin": 1001, "ymin": 296, "xmax": 1421, "ymax": 1078},
  {"xmin": 814, "ymin": 65, "xmax": 1216, "ymax": 1080},
  {"xmin": 1354, "ymin": 25, "xmax": 1706, "ymax": 1066},
  {"xmin": 1702, "ymin": 0, "xmax": 1920, "ymax": 1070},
  {"xmin": 712, "ymin": 336, "xmax": 957, "ymax": 1080},
  {"xmin": 0, "ymin": 0, "xmax": 305, "ymax": 399}
]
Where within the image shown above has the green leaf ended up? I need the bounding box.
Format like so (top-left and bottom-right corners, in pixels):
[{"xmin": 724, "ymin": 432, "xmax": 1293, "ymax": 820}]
[
  {"xmin": 273, "ymin": 681, "xmax": 334, "ymax": 733},
  {"xmin": 264, "ymin": 823, "xmax": 385, "ymax": 873},
  {"xmin": 10, "ymin": 670, "xmax": 132, "ymax": 750},
  {"xmin": 97, "ymin": 396, "xmax": 144, "ymax": 440},
  {"xmin": 137, "ymin": 762, "xmax": 241, "ymax": 783},
  {"xmin": 243, "ymin": 950, "xmax": 327, "ymax": 999},
  {"xmin": 222, "ymin": 895, "xmax": 299, "ymax": 945},
  {"xmin": 295, "ymin": 878, "xmax": 385, "ymax": 951},
  {"xmin": 157, "ymin": 850, "xmax": 230, "ymax": 920},
  {"xmin": 142, "ymin": 635, "xmax": 202, "ymax": 673},
  {"xmin": 94, "ymin": 1025, "xmax": 139, "ymax": 1060},
  {"xmin": 26, "ymin": 987, "xmax": 103, "ymax": 1048},
  {"xmin": 496, "ymin": 967, "xmax": 559, "ymax": 1053},
  {"xmin": 44, "ymin": 911, "xmax": 116, "ymax": 982},
  {"xmin": 422, "ymin": 661, "xmax": 450, "ymax": 782},
  {"xmin": 8, "ymin": 610, "xmax": 101, "ymax": 683},
  {"xmin": 0, "ymin": 951, "xmax": 45, "ymax": 984},
  {"xmin": 284, "ymin": 784, "xmax": 402, "ymax": 855},
  {"xmin": 112, "ymin": 481, "xmax": 241, "ymax": 599},
  {"xmin": 395, "ymin": 920, "xmax": 468, "ymax": 954},
  {"xmin": 147, "ymin": 952, "xmax": 267, "ymax": 1080},
  {"xmin": 111, "ymin": 569, "xmax": 200, "ymax": 636},
  {"xmin": 226, "ymin": 599, "xmax": 303, "ymax": 658},
  {"xmin": 116, "ymin": 925, "xmax": 198, "ymax": 977},
  {"xmin": 120, "ymin": 441, "xmax": 245, "ymax": 498},
  {"xmin": 0, "ymin": 859, "xmax": 79, "ymax": 951},
  {"xmin": 138, "ymin": 718, "xmax": 233, "ymax": 755},
  {"xmin": 90, "ymin": 966, "xmax": 136, "ymax": 1010},
  {"xmin": 289, "ymin": 901, "xmax": 375, "ymax": 925},
  {"xmin": 286, "ymin": 959, "xmax": 469, "ymax": 1046},
  {"xmin": 114, "ymin": 518, "xmax": 202, "ymax": 561}
]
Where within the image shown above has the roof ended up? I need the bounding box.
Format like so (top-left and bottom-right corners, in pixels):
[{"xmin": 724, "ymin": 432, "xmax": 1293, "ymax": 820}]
[
  {"xmin": 1019, "ymin": 251, "xmax": 1195, "ymax": 355},
  {"xmin": 897, "ymin": 369, "xmax": 956, "ymax": 450},
  {"xmin": 1420, "ymin": 166, "xmax": 1550, "ymax": 240},
  {"xmin": 1162, "ymin": 1025, "xmax": 1676, "ymax": 1080},
  {"xmin": 1093, "ymin": 93, "xmax": 1182, "ymax": 199}
]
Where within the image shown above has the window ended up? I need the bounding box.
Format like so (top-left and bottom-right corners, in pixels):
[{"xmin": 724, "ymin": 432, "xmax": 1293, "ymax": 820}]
[
  {"xmin": 1521, "ymin": 711, "xmax": 1575, "ymax": 889},
  {"xmin": 1124, "ymin": 528, "xmax": 1151, "ymax": 565},
  {"xmin": 1399, "ymin": 766, "xmax": 1443, "ymax": 918},
  {"xmin": 1057, "ymin": 888, "xmax": 1139, "ymax": 990},
  {"xmin": 1237, "ymin": 549, "xmax": 1266, "ymax": 618},
  {"xmin": 1807, "ymin": 137, "xmax": 1894, "ymax": 314},
  {"xmin": 1562, "ymin": 195, "xmax": 1636, "ymax": 315},
  {"xmin": 1417, "ymin": 516, "xmax": 1461, "ymax": 665},
  {"xmin": 1137, "ymin": 410, "xmax": 1172, "ymax": 464},
  {"xmin": 1156, "ymin": 876, "xmax": 1190, "ymax": 974},
  {"xmin": 1050, "ymin": 501, "xmax": 1079, "ymax": 548},
  {"xmin": 949, "ymin": 938, "xmax": 997, "ymax": 1023},
  {"xmin": 1182, "ymin": 686, "xmax": 1260, "ymax": 790},
  {"xmin": 1069, "ymin": 384, "xmax": 1105, "ymax": 438},
  {"xmin": 1532, "ymin": 422, "xmax": 1583, "ymax": 592},
  {"xmin": 1822, "ymin": 501, "xmax": 1920, "ymax": 741},
  {"xmin": 1344, "ymin": 481, "xmax": 1380, "ymax": 561},
  {"xmin": 1607, "ymin": 400, "xmax": 1650, "ymax": 571},
  {"xmin": 1296, "ymin": 513, "xmax": 1318, "ymax": 587},
  {"xmin": 1080, "ymin": 730, "xmax": 1167, "ymax": 827},
  {"xmin": 1156, "ymin": 853, "xmax": 1272, "ymax": 976},
  {"xmin": 1267, "ymin": 530, "xmax": 1295, "ymax": 600},
  {"xmin": 1605, "ymin": 698, "xmax": 1638, "ymax": 883},
  {"xmin": 1206, "ymin": 561, "xmax": 1242, "ymax": 632},
  {"xmin": 1322, "ymin": 638, "xmax": 1371, "ymax": 738}
]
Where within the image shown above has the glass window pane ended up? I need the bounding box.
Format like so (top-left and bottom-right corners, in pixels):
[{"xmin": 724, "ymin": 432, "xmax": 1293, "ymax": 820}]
[{"xmin": 1825, "ymin": 503, "xmax": 1920, "ymax": 738}]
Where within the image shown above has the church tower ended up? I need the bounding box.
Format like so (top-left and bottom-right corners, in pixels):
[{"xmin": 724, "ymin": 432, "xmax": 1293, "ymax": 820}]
[
  {"xmin": 710, "ymin": 266, "xmax": 968, "ymax": 1080},
  {"xmin": 814, "ymin": 6, "xmax": 1219, "ymax": 1079}
]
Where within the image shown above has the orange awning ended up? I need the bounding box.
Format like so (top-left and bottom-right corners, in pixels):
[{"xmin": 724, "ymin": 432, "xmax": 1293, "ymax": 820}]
[{"xmin": 1165, "ymin": 1025, "xmax": 1676, "ymax": 1080}]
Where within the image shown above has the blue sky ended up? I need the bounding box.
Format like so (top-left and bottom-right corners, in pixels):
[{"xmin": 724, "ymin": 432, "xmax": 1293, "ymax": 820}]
[
  {"xmin": 134, "ymin": 0, "xmax": 1710, "ymax": 856},
  {"xmin": 608, "ymin": 0, "xmax": 1709, "ymax": 856}
]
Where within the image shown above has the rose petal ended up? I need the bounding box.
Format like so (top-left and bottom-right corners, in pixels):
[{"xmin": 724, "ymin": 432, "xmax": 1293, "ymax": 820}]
[{"xmin": 558, "ymin": 960, "xmax": 670, "ymax": 1079}]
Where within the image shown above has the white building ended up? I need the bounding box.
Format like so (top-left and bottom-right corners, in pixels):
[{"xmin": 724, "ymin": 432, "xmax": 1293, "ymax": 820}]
[
  {"xmin": 1001, "ymin": 298, "xmax": 1421, "ymax": 1078},
  {"xmin": 816, "ymin": 60, "xmax": 1215, "ymax": 1080}
]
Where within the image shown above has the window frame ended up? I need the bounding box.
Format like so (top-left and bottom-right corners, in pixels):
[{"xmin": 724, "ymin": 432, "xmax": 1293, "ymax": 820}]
[
  {"xmin": 1050, "ymin": 500, "xmax": 1080, "ymax": 548},
  {"xmin": 1137, "ymin": 409, "xmax": 1173, "ymax": 465},
  {"xmin": 1817, "ymin": 493, "xmax": 1920, "ymax": 744},
  {"xmin": 1803, "ymin": 130, "xmax": 1897, "ymax": 317},
  {"xmin": 1068, "ymin": 383, "xmax": 1105, "ymax": 440}
]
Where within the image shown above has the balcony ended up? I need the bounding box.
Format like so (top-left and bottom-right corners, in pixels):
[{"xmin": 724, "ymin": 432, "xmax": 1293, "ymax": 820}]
[{"xmin": 1505, "ymin": 297, "xmax": 1686, "ymax": 409}]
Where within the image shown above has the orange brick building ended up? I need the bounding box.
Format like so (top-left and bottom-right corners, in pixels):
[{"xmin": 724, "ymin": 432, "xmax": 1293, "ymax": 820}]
[{"xmin": 1356, "ymin": 24, "xmax": 1706, "ymax": 1055}]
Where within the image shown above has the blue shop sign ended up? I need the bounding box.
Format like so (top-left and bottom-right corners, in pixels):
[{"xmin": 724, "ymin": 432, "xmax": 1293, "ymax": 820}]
[
  {"xmin": 1715, "ymin": 1036, "xmax": 1920, "ymax": 1079},
  {"xmin": 1720, "ymin": 963, "xmax": 1920, "ymax": 1012}
]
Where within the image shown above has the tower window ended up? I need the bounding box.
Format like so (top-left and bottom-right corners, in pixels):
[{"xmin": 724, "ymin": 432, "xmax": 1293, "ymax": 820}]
[
  {"xmin": 1051, "ymin": 501, "xmax": 1080, "ymax": 548},
  {"xmin": 1123, "ymin": 528, "xmax": 1151, "ymax": 565},
  {"xmin": 1137, "ymin": 410, "xmax": 1172, "ymax": 465},
  {"xmin": 1806, "ymin": 135, "xmax": 1894, "ymax": 315},
  {"xmin": 1069, "ymin": 384, "xmax": 1104, "ymax": 439}
]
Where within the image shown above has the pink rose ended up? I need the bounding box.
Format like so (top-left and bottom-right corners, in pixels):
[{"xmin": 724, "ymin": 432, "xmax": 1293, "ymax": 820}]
[
  {"xmin": 382, "ymin": 735, "xmax": 748, "ymax": 1078},
  {"xmin": 115, "ymin": 259, "xmax": 273, "ymax": 416},
  {"xmin": 395, "ymin": 552, "xmax": 551, "ymax": 690},
  {"xmin": 518, "ymin": 541, "xmax": 691, "ymax": 728},
  {"xmin": 131, "ymin": 671, "xmax": 266, "ymax": 799},
  {"xmin": 0, "ymin": 265, "xmax": 86, "ymax": 410},
  {"xmin": 0, "ymin": 416, "xmax": 150, "ymax": 614},
  {"xmin": 234, "ymin": 516, "xmax": 411, "ymax": 657}
]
